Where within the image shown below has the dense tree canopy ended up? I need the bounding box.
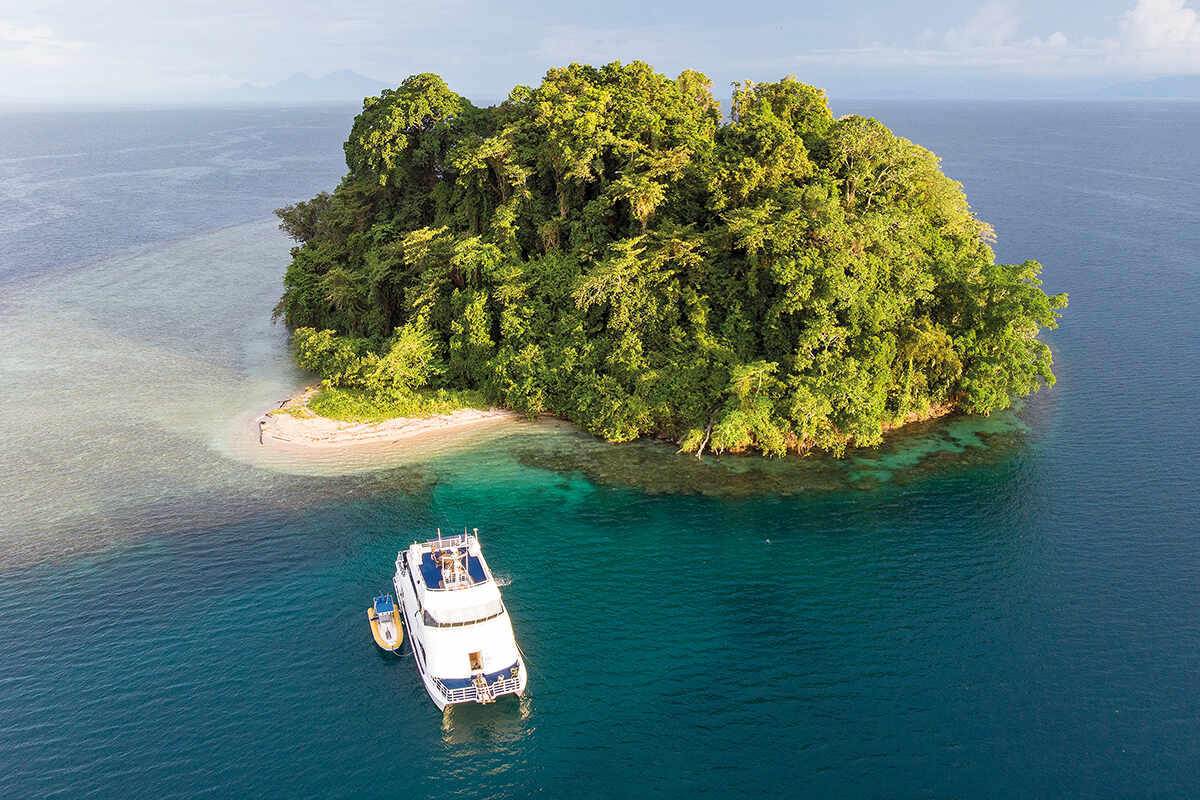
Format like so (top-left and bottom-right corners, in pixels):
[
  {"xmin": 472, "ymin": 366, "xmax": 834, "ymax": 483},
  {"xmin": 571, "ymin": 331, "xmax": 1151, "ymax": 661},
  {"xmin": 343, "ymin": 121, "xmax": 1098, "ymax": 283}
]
[{"xmin": 275, "ymin": 62, "xmax": 1066, "ymax": 456}]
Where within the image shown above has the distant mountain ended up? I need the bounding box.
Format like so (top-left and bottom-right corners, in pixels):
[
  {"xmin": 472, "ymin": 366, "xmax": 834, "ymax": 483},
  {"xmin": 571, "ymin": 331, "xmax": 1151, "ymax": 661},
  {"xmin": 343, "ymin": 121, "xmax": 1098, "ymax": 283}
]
[
  {"xmin": 1097, "ymin": 75, "xmax": 1200, "ymax": 99},
  {"xmin": 224, "ymin": 70, "xmax": 392, "ymax": 104}
]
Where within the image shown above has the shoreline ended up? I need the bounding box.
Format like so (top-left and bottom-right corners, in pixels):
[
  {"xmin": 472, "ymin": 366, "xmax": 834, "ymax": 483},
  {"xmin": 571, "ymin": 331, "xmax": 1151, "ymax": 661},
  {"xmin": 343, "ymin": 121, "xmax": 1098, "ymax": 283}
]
[
  {"xmin": 252, "ymin": 387, "xmax": 959, "ymax": 456},
  {"xmin": 880, "ymin": 401, "xmax": 956, "ymax": 433},
  {"xmin": 256, "ymin": 388, "xmax": 522, "ymax": 449}
]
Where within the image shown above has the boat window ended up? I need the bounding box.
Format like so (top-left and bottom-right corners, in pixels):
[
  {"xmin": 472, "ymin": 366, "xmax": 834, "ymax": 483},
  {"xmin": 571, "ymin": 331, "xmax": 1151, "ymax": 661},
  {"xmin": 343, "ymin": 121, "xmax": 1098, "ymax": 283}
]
[{"xmin": 421, "ymin": 600, "xmax": 506, "ymax": 628}]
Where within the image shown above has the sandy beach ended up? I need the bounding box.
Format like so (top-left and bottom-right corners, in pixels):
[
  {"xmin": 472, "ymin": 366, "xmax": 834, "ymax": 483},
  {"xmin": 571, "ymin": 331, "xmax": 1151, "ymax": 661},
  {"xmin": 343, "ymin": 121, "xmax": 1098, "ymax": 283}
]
[{"xmin": 255, "ymin": 388, "xmax": 522, "ymax": 448}]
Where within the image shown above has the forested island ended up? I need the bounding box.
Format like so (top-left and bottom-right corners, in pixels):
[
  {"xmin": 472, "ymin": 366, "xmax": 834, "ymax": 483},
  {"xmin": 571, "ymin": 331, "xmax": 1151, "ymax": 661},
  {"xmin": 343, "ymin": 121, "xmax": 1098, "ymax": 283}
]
[{"xmin": 273, "ymin": 61, "xmax": 1066, "ymax": 457}]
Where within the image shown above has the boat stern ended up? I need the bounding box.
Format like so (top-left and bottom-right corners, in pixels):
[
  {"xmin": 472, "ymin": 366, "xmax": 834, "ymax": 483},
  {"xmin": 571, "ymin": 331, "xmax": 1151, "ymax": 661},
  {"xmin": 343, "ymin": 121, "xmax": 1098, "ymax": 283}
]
[{"xmin": 430, "ymin": 658, "xmax": 525, "ymax": 707}]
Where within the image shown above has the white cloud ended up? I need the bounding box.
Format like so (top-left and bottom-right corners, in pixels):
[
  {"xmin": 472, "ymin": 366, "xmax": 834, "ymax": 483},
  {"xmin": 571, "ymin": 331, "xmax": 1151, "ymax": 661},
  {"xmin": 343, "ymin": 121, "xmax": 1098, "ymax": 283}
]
[
  {"xmin": 1116, "ymin": 0, "xmax": 1200, "ymax": 71},
  {"xmin": 788, "ymin": 0, "xmax": 1200, "ymax": 78},
  {"xmin": 0, "ymin": 20, "xmax": 84, "ymax": 66},
  {"xmin": 1121, "ymin": 0, "xmax": 1200, "ymax": 46},
  {"xmin": 943, "ymin": 3, "xmax": 1021, "ymax": 50},
  {"xmin": 2, "ymin": 0, "xmax": 1199, "ymax": 101}
]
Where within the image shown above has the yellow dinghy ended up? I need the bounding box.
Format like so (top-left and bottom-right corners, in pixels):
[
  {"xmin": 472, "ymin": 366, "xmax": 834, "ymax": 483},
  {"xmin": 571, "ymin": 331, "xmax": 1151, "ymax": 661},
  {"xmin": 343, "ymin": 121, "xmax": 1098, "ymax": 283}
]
[{"xmin": 368, "ymin": 594, "xmax": 403, "ymax": 652}]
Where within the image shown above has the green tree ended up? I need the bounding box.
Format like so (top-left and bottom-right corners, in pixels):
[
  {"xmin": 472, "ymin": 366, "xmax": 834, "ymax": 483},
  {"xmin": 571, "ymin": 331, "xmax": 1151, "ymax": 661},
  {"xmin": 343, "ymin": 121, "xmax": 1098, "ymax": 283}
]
[
  {"xmin": 368, "ymin": 322, "xmax": 443, "ymax": 395},
  {"xmin": 276, "ymin": 62, "xmax": 1066, "ymax": 457}
]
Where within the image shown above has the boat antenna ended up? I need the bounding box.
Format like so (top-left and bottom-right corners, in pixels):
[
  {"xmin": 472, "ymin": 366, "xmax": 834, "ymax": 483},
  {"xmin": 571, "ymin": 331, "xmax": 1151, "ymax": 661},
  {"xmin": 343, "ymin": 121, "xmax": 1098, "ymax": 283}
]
[
  {"xmin": 437, "ymin": 527, "xmax": 443, "ymax": 550},
  {"xmin": 473, "ymin": 527, "xmax": 479, "ymax": 546}
]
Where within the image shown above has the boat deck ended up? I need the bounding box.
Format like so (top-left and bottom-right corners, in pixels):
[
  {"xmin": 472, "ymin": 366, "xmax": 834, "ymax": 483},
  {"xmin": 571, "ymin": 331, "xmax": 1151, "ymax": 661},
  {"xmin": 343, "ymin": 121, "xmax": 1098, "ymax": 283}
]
[{"xmin": 417, "ymin": 549, "xmax": 488, "ymax": 589}]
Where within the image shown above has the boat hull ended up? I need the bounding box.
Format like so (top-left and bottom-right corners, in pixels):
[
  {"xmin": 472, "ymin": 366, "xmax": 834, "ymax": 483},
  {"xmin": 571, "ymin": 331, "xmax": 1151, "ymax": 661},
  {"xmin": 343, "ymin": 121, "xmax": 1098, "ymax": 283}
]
[
  {"xmin": 368, "ymin": 607, "xmax": 402, "ymax": 651},
  {"xmin": 394, "ymin": 566, "xmax": 528, "ymax": 711}
]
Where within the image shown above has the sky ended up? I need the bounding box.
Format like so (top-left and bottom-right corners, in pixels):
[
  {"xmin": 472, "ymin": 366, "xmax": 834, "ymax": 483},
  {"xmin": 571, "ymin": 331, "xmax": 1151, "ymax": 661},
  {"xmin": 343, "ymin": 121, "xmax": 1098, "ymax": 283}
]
[{"xmin": 1, "ymin": 0, "xmax": 1199, "ymax": 102}]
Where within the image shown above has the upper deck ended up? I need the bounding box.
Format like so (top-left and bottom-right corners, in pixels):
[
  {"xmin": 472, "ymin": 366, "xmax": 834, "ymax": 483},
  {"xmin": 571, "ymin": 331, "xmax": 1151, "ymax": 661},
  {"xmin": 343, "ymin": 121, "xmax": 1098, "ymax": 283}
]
[
  {"xmin": 417, "ymin": 548, "xmax": 488, "ymax": 590},
  {"xmin": 399, "ymin": 531, "xmax": 505, "ymax": 627},
  {"xmin": 411, "ymin": 532, "xmax": 490, "ymax": 587}
]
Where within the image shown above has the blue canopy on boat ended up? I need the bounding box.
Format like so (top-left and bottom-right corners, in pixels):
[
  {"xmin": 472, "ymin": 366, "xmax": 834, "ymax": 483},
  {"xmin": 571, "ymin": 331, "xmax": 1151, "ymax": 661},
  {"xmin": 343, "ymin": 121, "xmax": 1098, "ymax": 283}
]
[{"xmin": 373, "ymin": 594, "xmax": 394, "ymax": 614}]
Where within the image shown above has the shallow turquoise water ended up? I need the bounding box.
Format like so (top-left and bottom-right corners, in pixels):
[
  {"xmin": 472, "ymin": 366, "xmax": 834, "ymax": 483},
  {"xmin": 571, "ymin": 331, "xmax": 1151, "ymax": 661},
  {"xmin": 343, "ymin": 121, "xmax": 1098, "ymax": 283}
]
[{"xmin": 1, "ymin": 103, "xmax": 1198, "ymax": 797}]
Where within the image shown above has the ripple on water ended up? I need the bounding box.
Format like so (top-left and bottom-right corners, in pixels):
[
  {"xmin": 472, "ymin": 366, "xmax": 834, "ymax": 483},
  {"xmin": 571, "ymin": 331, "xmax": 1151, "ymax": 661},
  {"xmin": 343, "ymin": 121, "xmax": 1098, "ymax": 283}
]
[
  {"xmin": 7, "ymin": 100, "xmax": 1200, "ymax": 800},
  {"xmin": 0, "ymin": 212, "xmax": 1059, "ymax": 569}
]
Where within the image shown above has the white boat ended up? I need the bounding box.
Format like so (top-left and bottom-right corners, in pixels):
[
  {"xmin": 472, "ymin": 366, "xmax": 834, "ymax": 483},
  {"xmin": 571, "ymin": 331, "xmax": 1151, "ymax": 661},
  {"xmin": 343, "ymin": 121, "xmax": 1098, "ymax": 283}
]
[{"xmin": 393, "ymin": 528, "xmax": 527, "ymax": 710}]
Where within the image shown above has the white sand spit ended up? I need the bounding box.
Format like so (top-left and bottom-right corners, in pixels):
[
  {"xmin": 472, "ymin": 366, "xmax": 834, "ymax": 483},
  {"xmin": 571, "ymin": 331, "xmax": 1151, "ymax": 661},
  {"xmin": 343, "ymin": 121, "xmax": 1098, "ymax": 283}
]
[{"xmin": 256, "ymin": 389, "xmax": 521, "ymax": 448}]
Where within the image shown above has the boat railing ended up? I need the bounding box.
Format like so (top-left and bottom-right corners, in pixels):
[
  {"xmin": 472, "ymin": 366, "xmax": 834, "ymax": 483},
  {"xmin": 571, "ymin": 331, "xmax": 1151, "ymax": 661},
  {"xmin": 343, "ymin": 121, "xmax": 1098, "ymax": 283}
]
[
  {"xmin": 432, "ymin": 673, "xmax": 522, "ymax": 704},
  {"xmin": 426, "ymin": 532, "xmax": 473, "ymax": 551}
]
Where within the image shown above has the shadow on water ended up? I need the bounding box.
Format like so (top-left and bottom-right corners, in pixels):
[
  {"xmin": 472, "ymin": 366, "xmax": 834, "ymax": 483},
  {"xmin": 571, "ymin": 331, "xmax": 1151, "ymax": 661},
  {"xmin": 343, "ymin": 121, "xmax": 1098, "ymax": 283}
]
[
  {"xmin": 506, "ymin": 392, "xmax": 1051, "ymax": 499},
  {"xmin": 439, "ymin": 693, "xmax": 534, "ymax": 748},
  {"xmin": 0, "ymin": 185, "xmax": 1063, "ymax": 567}
]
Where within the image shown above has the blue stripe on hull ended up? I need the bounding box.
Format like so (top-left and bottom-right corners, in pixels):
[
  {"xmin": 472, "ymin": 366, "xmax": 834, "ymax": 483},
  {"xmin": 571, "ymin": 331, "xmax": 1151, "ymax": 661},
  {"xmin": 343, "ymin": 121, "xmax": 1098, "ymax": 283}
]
[{"xmin": 436, "ymin": 661, "xmax": 519, "ymax": 690}]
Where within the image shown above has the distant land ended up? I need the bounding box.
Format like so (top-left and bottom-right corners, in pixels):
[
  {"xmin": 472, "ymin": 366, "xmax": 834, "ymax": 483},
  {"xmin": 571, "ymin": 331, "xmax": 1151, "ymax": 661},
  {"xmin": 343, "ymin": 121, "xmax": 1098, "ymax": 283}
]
[
  {"xmin": 849, "ymin": 75, "xmax": 1200, "ymax": 101},
  {"xmin": 6, "ymin": 68, "xmax": 1200, "ymax": 108},
  {"xmin": 219, "ymin": 70, "xmax": 1200, "ymax": 105},
  {"xmin": 212, "ymin": 71, "xmax": 1200, "ymax": 104},
  {"xmin": 1096, "ymin": 75, "xmax": 1200, "ymax": 99},
  {"xmin": 221, "ymin": 70, "xmax": 390, "ymax": 104}
]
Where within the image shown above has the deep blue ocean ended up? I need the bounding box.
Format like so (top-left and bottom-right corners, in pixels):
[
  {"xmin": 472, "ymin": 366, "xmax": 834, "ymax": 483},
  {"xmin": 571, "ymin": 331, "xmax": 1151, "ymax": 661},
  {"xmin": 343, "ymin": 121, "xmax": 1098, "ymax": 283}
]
[{"xmin": 0, "ymin": 101, "xmax": 1197, "ymax": 798}]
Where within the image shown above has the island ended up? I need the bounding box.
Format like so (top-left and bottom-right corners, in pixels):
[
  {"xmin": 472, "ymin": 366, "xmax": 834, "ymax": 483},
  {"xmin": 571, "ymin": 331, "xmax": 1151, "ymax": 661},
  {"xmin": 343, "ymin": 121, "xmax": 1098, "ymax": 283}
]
[{"xmin": 268, "ymin": 61, "xmax": 1066, "ymax": 457}]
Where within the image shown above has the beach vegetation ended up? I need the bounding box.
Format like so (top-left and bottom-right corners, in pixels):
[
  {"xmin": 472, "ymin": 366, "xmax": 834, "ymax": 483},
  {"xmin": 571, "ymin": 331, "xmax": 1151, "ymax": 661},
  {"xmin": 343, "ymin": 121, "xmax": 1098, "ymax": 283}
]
[{"xmin": 307, "ymin": 386, "xmax": 488, "ymax": 423}]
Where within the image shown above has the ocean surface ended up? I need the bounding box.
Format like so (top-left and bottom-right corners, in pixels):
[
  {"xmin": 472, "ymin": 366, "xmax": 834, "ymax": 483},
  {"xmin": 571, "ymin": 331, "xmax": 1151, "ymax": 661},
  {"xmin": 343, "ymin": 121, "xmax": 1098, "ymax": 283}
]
[{"xmin": 0, "ymin": 101, "xmax": 1197, "ymax": 798}]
